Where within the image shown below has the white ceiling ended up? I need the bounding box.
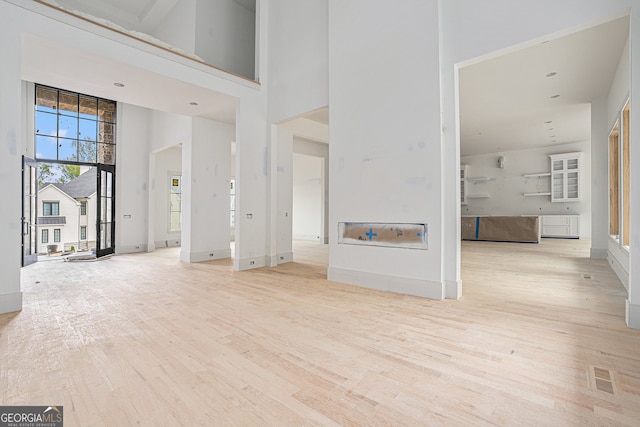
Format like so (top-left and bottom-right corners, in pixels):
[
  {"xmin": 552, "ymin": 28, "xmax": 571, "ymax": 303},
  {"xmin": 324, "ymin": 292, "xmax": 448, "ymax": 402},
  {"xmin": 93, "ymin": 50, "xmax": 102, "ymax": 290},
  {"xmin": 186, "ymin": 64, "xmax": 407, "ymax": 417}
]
[
  {"xmin": 460, "ymin": 16, "xmax": 629, "ymax": 156},
  {"xmin": 22, "ymin": 33, "xmax": 238, "ymax": 123},
  {"xmin": 48, "ymin": 0, "xmax": 255, "ymax": 33},
  {"xmin": 25, "ymin": 4, "xmax": 628, "ymax": 150}
]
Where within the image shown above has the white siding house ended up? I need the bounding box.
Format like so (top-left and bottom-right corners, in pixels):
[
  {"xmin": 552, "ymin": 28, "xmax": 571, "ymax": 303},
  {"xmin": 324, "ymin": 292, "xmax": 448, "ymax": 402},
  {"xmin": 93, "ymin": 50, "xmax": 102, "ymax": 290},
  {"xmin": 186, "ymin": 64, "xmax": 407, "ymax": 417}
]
[{"xmin": 37, "ymin": 168, "xmax": 97, "ymax": 254}]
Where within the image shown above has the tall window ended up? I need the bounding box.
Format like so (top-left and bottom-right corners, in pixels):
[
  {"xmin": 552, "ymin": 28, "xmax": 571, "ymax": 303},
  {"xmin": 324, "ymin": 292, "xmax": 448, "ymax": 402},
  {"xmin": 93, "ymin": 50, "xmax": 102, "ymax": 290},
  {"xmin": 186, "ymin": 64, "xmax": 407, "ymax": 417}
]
[
  {"xmin": 43, "ymin": 201, "xmax": 59, "ymax": 216},
  {"xmin": 80, "ymin": 226, "xmax": 87, "ymax": 241},
  {"xmin": 169, "ymin": 175, "xmax": 182, "ymax": 232},
  {"xmin": 42, "ymin": 229, "xmax": 49, "ymax": 243},
  {"xmin": 80, "ymin": 201, "xmax": 87, "ymax": 215},
  {"xmin": 54, "ymin": 229, "xmax": 61, "ymax": 243},
  {"xmin": 35, "ymin": 85, "xmax": 116, "ymax": 165},
  {"xmin": 609, "ymin": 100, "xmax": 631, "ymax": 249}
]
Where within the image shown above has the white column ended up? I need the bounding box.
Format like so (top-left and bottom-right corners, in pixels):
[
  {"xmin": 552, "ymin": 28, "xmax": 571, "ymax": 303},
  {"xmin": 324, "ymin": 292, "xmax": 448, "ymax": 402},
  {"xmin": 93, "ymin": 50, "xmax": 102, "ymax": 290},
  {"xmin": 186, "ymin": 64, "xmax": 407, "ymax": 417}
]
[
  {"xmin": 234, "ymin": 95, "xmax": 269, "ymax": 270},
  {"xmin": 275, "ymin": 125, "xmax": 293, "ymax": 264},
  {"xmin": 590, "ymin": 96, "xmax": 608, "ymax": 259},
  {"xmin": 0, "ymin": 29, "xmax": 23, "ymax": 313},
  {"xmin": 180, "ymin": 118, "xmax": 233, "ymax": 262}
]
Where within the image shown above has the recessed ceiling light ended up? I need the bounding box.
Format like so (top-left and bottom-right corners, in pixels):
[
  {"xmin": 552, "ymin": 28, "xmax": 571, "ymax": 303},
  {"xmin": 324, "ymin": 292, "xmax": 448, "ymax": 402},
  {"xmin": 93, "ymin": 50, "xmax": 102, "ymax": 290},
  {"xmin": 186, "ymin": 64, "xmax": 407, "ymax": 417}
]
[
  {"xmin": 114, "ymin": 82, "xmax": 125, "ymax": 87},
  {"xmin": 546, "ymin": 72, "xmax": 557, "ymax": 77},
  {"xmin": 550, "ymin": 94, "xmax": 560, "ymax": 99},
  {"xmin": 189, "ymin": 101, "xmax": 198, "ymax": 106}
]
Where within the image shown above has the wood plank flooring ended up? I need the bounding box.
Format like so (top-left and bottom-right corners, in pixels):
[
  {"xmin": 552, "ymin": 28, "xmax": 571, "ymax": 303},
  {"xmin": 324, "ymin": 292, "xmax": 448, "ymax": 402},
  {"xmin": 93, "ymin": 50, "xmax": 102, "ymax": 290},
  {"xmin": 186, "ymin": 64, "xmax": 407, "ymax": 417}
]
[{"xmin": 2, "ymin": 239, "xmax": 640, "ymax": 426}]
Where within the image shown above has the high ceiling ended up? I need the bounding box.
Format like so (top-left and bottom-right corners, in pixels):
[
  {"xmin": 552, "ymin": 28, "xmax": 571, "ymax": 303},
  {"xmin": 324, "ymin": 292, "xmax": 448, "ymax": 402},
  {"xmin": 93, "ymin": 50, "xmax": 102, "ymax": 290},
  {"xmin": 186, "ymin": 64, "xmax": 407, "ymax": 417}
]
[
  {"xmin": 47, "ymin": 0, "xmax": 255, "ymax": 33},
  {"xmin": 24, "ymin": 3, "xmax": 628, "ymax": 148},
  {"xmin": 459, "ymin": 16, "xmax": 629, "ymax": 156}
]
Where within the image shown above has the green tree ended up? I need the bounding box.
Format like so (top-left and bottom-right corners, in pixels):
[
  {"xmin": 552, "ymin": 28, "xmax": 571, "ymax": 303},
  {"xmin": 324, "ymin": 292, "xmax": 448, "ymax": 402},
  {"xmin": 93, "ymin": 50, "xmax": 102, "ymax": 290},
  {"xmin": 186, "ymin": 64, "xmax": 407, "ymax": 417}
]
[
  {"xmin": 59, "ymin": 164, "xmax": 81, "ymax": 183},
  {"xmin": 37, "ymin": 163, "xmax": 54, "ymax": 186}
]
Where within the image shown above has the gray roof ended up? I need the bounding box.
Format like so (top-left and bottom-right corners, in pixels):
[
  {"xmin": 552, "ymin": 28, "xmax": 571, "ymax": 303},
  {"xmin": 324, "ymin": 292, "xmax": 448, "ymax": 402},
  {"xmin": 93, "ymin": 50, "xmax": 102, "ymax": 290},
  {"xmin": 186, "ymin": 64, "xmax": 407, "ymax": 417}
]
[{"xmin": 51, "ymin": 167, "xmax": 97, "ymax": 199}]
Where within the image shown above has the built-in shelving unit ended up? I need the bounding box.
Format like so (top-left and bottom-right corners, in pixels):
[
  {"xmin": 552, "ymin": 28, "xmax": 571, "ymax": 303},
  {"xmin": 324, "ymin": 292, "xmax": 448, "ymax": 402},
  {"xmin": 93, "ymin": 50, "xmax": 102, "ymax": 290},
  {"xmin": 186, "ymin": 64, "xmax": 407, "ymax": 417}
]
[{"xmin": 521, "ymin": 152, "xmax": 581, "ymax": 201}]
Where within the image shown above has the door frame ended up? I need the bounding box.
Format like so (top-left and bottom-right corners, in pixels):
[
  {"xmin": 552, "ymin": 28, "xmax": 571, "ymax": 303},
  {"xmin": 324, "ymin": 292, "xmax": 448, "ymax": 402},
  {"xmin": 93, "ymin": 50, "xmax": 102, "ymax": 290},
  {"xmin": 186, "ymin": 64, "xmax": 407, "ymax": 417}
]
[
  {"xmin": 96, "ymin": 163, "xmax": 116, "ymax": 258},
  {"xmin": 22, "ymin": 156, "xmax": 38, "ymax": 267}
]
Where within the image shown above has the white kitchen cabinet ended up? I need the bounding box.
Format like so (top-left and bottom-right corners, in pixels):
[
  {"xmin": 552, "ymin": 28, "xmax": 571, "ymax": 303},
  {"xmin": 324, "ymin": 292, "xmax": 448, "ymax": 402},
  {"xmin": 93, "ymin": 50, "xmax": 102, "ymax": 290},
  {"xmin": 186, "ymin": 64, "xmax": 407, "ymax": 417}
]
[{"xmin": 540, "ymin": 215, "xmax": 580, "ymax": 238}]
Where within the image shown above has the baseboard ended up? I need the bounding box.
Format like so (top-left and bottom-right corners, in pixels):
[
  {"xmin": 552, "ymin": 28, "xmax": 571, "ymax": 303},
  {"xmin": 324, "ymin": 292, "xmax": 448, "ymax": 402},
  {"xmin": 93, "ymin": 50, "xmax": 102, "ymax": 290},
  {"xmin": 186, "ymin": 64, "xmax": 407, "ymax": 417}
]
[
  {"xmin": 155, "ymin": 239, "xmax": 181, "ymax": 248},
  {"xmin": 607, "ymin": 252, "xmax": 629, "ymax": 291},
  {"xmin": 0, "ymin": 292, "xmax": 22, "ymax": 314},
  {"xmin": 180, "ymin": 248, "xmax": 231, "ymax": 263},
  {"xmin": 327, "ymin": 267, "xmax": 444, "ymax": 300},
  {"xmin": 445, "ymin": 279, "xmax": 462, "ymax": 299},
  {"xmin": 590, "ymin": 248, "xmax": 607, "ymax": 260},
  {"xmin": 235, "ymin": 256, "xmax": 267, "ymax": 271},
  {"xmin": 293, "ymin": 234, "xmax": 321, "ymax": 241},
  {"xmin": 277, "ymin": 252, "xmax": 293, "ymax": 264},
  {"xmin": 117, "ymin": 244, "xmax": 148, "ymax": 254},
  {"xmin": 626, "ymin": 300, "xmax": 640, "ymax": 329}
]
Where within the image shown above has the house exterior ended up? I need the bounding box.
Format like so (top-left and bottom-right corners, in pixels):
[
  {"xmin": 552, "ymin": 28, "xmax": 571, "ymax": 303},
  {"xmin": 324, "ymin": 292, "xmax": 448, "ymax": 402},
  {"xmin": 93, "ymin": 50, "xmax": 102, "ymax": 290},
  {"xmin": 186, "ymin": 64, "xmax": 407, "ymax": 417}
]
[{"xmin": 37, "ymin": 168, "xmax": 97, "ymax": 254}]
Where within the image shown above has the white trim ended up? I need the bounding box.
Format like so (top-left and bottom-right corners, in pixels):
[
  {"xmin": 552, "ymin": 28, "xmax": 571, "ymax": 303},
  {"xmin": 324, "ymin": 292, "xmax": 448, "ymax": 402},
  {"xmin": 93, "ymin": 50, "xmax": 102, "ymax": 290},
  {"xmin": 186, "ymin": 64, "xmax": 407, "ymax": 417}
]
[
  {"xmin": 155, "ymin": 239, "xmax": 181, "ymax": 248},
  {"xmin": 293, "ymin": 233, "xmax": 321, "ymax": 241},
  {"xmin": 117, "ymin": 244, "xmax": 148, "ymax": 254},
  {"xmin": 590, "ymin": 248, "xmax": 608, "ymax": 259},
  {"xmin": 607, "ymin": 241, "xmax": 629, "ymax": 291},
  {"xmin": 235, "ymin": 256, "xmax": 266, "ymax": 270},
  {"xmin": 626, "ymin": 300, "xmax": 640, "ymax": 330},
  {"xmin": 445, "ymin": 279, "xmax": 462, "ymax": 299},
  {"xmin": 0, "ymin": 292, "xmax": 22, "ymax": 314},
  {"xmin": 327, "ymin": 267, "xmax": 445, "ymax": 300},
  {"xmin": 277, "ymin": 252, "xmax": 293, "ymax": 264},
  {"xmin": 180, "ymin": 248, "xmax": 232, "ymax": 263}
]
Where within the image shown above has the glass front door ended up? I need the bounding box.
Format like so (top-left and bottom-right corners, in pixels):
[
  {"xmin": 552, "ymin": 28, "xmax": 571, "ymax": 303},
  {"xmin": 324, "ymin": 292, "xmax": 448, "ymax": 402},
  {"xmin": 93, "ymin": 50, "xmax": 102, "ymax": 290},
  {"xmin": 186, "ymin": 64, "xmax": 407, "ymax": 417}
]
[
  {"xmin": 22, "ymin": 156, "xmax": 38, "ymax": 267},
  {"xmin": 96, "ymin": 164, "xmax": 115, "ymax": 257}
]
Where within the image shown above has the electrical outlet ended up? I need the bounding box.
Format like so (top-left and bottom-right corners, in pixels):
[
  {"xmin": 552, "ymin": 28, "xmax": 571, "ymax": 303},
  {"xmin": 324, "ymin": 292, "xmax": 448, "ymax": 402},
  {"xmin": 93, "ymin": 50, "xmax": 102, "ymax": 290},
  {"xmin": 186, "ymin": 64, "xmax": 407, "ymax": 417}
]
[
  {"xmin": 250, "ymin": 261, "xmax": 255, "ymax": 265},
  {"xmin": 209, "ymin": 253, "xmax": 214, "ymax": 257}
]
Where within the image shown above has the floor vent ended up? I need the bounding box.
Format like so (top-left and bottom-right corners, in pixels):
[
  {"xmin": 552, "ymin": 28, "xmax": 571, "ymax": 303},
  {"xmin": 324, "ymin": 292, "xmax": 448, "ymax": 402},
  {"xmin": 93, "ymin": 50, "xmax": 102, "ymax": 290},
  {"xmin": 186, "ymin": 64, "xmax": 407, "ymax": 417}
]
[
  {"xmin": 593, "ymin": 367, "xmax": 615, "ymax": 394},
  {"xmin": 583, "ymin": 273, "xmax": 592, "ymax": 279}
]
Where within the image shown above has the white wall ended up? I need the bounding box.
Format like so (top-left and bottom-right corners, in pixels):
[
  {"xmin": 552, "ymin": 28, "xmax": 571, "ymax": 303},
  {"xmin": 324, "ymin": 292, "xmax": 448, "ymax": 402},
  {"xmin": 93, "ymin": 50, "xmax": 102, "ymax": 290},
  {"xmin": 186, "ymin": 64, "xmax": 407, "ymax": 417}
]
[
  {"xmin": 293, "ymin": 154, "xmax": 323, "ymax": 241},
  {"xmin": 0, "ymin": 4, "xmax": 24, "ymax": 313},
  {"xmin": 268, "ymin": 0, "xmax": 328, "ymax": 123},
  {"xmin": 461, "ymin": 141, "xmax": 592, "ymax": 237},
  {"xmin": 195, "ymin": 0, "xmax": 255, "ymax": 79},
  {"xmin": 154, "ymin": 146, "xmax": 182, "ymax": 248},
  {"xmin": 328, "ymin": 0, "xmax": 444, "ymax": 298},
  {"xmin": 116, "ymin": 103, "xmax": 151, "ymax": 254},
  {"xmin": 181, "ymin": 118, "xmax": 233, "ymax": 262},
  {"xmin": 151, "ymin": 0, "xmax": 197, "ymax": 55}
]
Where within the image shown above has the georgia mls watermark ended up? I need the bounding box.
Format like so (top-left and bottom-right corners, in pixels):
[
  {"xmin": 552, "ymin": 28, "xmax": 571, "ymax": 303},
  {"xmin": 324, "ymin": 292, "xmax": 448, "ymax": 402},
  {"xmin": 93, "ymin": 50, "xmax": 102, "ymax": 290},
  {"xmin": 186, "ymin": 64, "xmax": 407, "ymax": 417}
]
[{"xmin": 0, "ymin": 406, "xmax": 63, "ymax": 427}]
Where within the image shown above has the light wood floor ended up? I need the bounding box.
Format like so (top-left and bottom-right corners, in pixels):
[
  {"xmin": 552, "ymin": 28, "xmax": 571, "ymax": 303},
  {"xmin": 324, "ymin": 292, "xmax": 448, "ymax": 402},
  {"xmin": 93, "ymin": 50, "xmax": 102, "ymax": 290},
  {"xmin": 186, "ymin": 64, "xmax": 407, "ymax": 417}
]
[{"xmin": 2, "ymin": 239, "xmax": 640, "ymax": 426}]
